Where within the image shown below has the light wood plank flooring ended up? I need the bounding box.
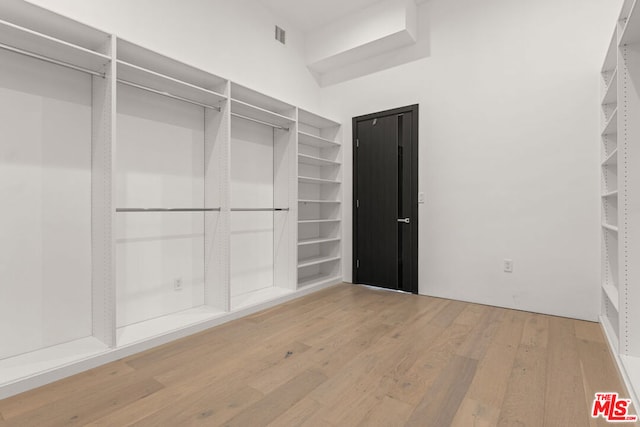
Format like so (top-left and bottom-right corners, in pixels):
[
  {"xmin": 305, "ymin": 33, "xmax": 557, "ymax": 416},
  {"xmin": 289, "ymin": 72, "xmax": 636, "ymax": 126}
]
[{"xmin": 0, "ymin": 284, "xmax": 634, "ymax": 426}]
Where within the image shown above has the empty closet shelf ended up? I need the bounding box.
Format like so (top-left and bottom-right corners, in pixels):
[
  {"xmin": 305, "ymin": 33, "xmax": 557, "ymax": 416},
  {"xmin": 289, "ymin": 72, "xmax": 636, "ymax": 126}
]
[
  {"xmin": 298, "ymin": 176, "xmax": 341, "ymax": 185},
  {"xmin": 602, "ymin": 109, "xmax": 617, "ymax": 136},
  {"xmin": 298, "ymin": 131, "xmax": 340, "ymax": 148},
  {"xmin": 116, "ymin": 208, "xmax": 221, "ymax": 212},
  {"xmin": 298, "ymin": 154, "xmax": 341, "ymax": 167},
  {"xmin": 602, "ymin": 223, "xmax": 619, "ymax": 232},
  {"xmin": 231, "ymin": 99, "xmax": 294, "ymax": 129},
  {"xmin": 601, "ymin": 190, "xmax": 619, "ymax": 198},
  {"xmin": 117, "ymin": 60, "xmax": 226, "ymax": 106},
  {"xmin": 0, "ymin": 20, "xmax": 110, "ymax": 75},
  {"xmin": 603, "ymin": 282, "xmax": 620, "ymax": 312},
  {"xmin": 298, "ymin": 219, "xmax": 340, "ymax": 224},
  {"xmin": 298, "ymin": 273, "xmax": 341, "ymax": 288},
  {"xmin": 118, "ymin": 79, "xmax": 222, "ymax": 111},
  {"xmin": 298, "ymin": 237, "xmax": 341, "ymax": 246},
  {"xmin": 298, "ymin": 255, "xmax": 341, "ymax": 268},
  {"xmin": 601, "ymin": 71, "xmax": 617, "ymax": 105},
  {"xmin": 620, "ymin": 1, "xmax": 640, "ymax": 44},
  {"xmin": 602, "ymin": 149, "xmax": 618, "ymax": 166},
  {"xmin": 298, "ymin": 199, "xmax": 341, "ymax": 204},
  {"xmin": 231, "ymin": 208, "xmax": 289, "ymax": 211}
]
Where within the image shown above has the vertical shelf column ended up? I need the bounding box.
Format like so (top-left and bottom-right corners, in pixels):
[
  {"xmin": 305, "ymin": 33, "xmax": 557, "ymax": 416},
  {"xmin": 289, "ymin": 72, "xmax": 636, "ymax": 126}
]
[
  {"xmin": 297, "ymin": 109, "xmax": 343, "ymax": 289},
  {"xmin": 619, "ymin": 11, "xmax": 640, "ymax": 356},
  {"xmin": 91, "ymin": 34, "xmax": 117, "ymax": 347}
]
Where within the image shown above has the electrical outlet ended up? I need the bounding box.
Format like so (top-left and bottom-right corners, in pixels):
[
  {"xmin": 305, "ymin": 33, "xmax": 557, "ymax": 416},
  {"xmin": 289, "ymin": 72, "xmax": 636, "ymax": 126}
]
[
  {"xmin": 174, "ymin": 278, "xmax": 183, "ymax": 291},
  {"xmin": 504, "ymin": 259, "xmax": 513, "ymax": 273},
  {"xmin": 418, "ymin": 192, "xmax": 425, "ymax": 204}
]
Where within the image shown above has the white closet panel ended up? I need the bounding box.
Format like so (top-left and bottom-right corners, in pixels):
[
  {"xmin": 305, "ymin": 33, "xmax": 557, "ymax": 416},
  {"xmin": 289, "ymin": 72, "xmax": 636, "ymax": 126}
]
[
  {"xmin": 116, "ymin": 84, "xmax": 205, "ymax": 327},
  {"xmin": 0, "ymin": 50, "xmax": 92, "ymax": 359},
  {"xmin": 230, "ymin": 118, "xmax": 274, "ymax": 297}
]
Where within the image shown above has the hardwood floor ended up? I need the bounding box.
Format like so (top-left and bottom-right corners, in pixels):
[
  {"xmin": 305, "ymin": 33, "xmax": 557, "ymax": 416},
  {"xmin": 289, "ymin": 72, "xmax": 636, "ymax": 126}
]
[{"xmin": 0, "ymin": 284, "xmax": 634, "ymax": 426}]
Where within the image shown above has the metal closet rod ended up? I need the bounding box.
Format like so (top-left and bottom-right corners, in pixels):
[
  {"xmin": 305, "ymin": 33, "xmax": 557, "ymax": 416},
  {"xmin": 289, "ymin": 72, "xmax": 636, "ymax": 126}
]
[
  {"xmin": 231, "ymin": 112, "xmax": 289, "ymax": 131},
  {"xmin": 116, "ymin": 208, "xmax": 221, "ymax": 212},
  {"xmin": 0, "ymin": 42, "xmax": 106, "ymax": 78},
  {"xmin": 231, "ymin": 208, "xmax": 289, "ymax": 212},
  {"xmin": 118, "ymin": 79, "xmax": 221, "ymax": 111}
]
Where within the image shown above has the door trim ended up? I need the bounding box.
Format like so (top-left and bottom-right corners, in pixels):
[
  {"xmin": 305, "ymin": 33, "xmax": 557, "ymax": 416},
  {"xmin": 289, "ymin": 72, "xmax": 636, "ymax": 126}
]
[{"xmin": 352, "ymin": 104, "xmax": 419, "ymax": 294}]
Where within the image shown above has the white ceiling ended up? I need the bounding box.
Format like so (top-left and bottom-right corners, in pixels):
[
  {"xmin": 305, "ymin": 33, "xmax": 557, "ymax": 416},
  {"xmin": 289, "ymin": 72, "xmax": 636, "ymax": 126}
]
[{"xmin": 259, "ymin": 0, "xmax": 387, "ymax": 32}]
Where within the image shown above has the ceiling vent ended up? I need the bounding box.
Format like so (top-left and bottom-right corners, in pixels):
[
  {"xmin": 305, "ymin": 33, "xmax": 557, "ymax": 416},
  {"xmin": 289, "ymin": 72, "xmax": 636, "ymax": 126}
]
[{"xmin": 275, "ymin": 26, "xmax": 286, "ymax": 44}]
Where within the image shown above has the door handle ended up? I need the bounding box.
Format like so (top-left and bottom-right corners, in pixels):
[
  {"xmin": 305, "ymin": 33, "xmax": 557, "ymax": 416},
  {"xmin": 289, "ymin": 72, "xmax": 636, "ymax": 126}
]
[{"xmin": 397, "ymin": 218, "xmax": 410, "ymax": 224}]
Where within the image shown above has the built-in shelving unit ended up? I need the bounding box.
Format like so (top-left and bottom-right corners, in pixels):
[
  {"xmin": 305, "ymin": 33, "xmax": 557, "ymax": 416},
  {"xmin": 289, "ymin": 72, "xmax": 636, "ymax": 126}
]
[
  {"xmin": 600, "ymin": 0, "xmax": 640, "ymax": 411},
  {"xmin": 0, "ymin": 0, "xmax": 342, "ymax": 399},
  {"xmin": 297, "ymin": 109, "xmax": 343, "ymax": 289},
  {"xmin": 114, "ymin": 38, "xmax": 229, "ymax": 348}
]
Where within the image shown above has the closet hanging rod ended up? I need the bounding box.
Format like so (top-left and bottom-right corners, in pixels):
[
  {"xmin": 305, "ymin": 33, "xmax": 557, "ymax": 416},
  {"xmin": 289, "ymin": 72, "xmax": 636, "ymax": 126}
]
[
  {"xmin": 116, "ymin": 208, "xmax": 221, "ymax": 212},
  {"xmin": 231, "ymin": 112, "xmax": 289, "ymax": 131},
  {"xmin": 117, "ymin": 79, "xmax": 222, "ymax": 111},
  {"xmin": 0, "ymin": 42, "xmax": 106, "ymax": 78},
  {"xmin": 231, "ymin": 208, "xmax": 290, "ymax": 212}
]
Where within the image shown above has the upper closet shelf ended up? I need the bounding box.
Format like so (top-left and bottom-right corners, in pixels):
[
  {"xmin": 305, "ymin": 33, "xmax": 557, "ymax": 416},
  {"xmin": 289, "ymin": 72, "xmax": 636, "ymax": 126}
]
[
  {"xmin": 230, "ymin": 82, "xmax": 295, "ymax": 129},
  {"xmin": 620, "ymin": 0, "xmax": 640, "ymax": 45},
  {"xmin": 602, "ymin": 71, "xmax": 617, "ymax": 105},
  {"xmin": 298, "ymin": 108, "xmax": 340, "ymax": 128},
  {"xmin": 231, "ymin": 99, "xmax": 295, "ymax": 129},
  {"xmin": 117, "ymin": 60, "xmax": 227, "ymax": 107},
  {"xmin": 298, "ymin": 132, "xmax": 340, "ymax": 148},
  {"xmin": 0, "ymin": 18, "xmax": 110, "ymax": 74}
]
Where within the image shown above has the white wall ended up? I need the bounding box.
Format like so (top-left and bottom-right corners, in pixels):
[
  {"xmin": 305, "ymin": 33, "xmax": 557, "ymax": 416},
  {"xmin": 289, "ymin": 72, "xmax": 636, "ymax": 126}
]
[
  {"xmin": 321, "ymin": 0, "xmax": 623, "ymax": 321},
  {"xmin": 26, "ymin": 0, "xmax": 322, "ymax": 112}
]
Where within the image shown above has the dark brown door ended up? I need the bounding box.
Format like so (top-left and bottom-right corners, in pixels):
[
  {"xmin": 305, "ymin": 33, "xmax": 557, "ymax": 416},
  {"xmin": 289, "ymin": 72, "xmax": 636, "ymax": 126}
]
[{"xmin": 353, "ymin": 105, "xmax": 418, "ymax": 293}]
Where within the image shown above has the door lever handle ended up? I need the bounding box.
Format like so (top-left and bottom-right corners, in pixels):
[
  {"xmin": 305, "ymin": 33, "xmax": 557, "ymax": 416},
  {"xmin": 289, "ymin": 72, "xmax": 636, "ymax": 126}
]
[{"xmin": 397, "ymin": 218, "xmax": 410, "ymax": 224}]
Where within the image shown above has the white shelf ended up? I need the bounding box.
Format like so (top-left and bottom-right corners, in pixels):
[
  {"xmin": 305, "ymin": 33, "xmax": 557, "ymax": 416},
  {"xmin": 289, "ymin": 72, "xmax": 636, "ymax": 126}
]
[
  {"xmin": 603, "ymin": 223, "xmax": 619, "ymax": 232},
  {"xmin": 231, "ymin": 82, "xmax": 294, "ymax": 118},
  {"xmin": 620, "ymin": 0, "xmax": 640, "ymax": 45},
  {"xmin": 298, "ymin": 255, "xmax": 341, "ymax": 269},
  {"xmin": 602, "ymin": 190, "xmax": 619, "ymax": 198},
  {"xmin": 298, "ymin": 236, "xmax": 341, "ymax": 246},
  {"xmin": 299, "ymin": 176, "xmax": 341, "ymax": 185},
  {"xmin": 298, "ymin": 219, "xmax": 341, "ymax": 224},
  {"xmin": 0, "ymin": 18, "xmax": 110, "ymax": 73},
  {"xmin": 602, "ymin": 109, "xmax": 618, "ymax": 136},
  {"xmin": 0, "ymin": 337, "xmax": 108, "ymax": 387},
  {"xmin": 603, "ymin": 282, "xmax": 620, "ymax": 312},
  {"xmin": 602, "ymin": 70, "xmax": 618, "ymax": 105},
  {"xmin": 298, "ymin": 131, "xmax": 340, "ymax": 148},
  {"xmin": 117, "ymin": 60, "xmax": 226, "ymax": 106},
  {"xmin": 602, "ymin": 148, "xmax": 618, "ymax": 166},
  {"xmin": 230, "ymin": 287, "xmax": 294, "ymax": 311},
  {"xmin": 298, "ymin": 153, "xmax": 341, "ymax": 167},
  {"xmin": 298, "ymin": 199, "xmax": 341, "ymax": 204},
  {"xmin": 298, "ymin": 273, "xmax": 342, "ymax": 288},
  {"xmin": 231, "ymin": 98, "xmax": 295, "ymax": 127},
  {"xmin": 116, "ymin": 306, "xmax": 226, "ymax": 348},
  {"xmin": 298, "ymin": 109, "xmax": 340, "ymax": 129},
  {"xmin": 602, "ymin": 30, "xmax": 618, "ymax": 73}
]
